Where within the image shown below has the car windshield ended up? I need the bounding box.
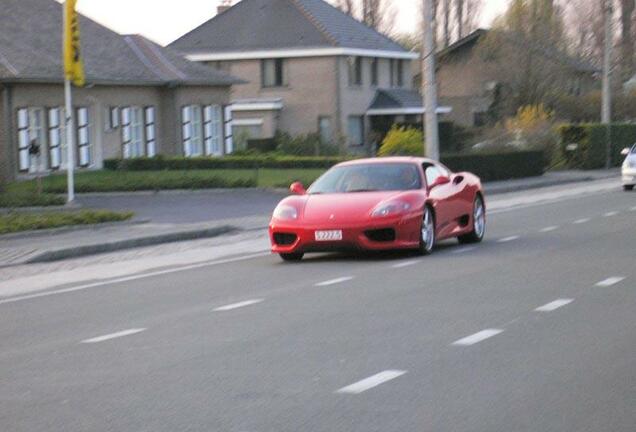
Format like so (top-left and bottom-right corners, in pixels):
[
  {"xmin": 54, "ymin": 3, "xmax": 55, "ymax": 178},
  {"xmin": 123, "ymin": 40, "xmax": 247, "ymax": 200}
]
[{"xmin": 307, "ymin": 163, "xmax": 422, "ymax": 194}]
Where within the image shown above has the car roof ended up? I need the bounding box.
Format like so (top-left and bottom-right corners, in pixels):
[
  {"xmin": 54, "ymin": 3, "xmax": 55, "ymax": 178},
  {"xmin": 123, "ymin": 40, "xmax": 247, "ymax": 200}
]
[{"xmin": 337, "ymin": 157, "xmax": 438, "ymax": 167}]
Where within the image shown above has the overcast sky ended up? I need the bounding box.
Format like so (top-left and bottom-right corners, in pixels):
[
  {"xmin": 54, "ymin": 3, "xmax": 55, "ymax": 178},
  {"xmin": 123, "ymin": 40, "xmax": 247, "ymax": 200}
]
[{"xmin": 67, "ymin": 0, "xmax": 511, "ymax": 46}]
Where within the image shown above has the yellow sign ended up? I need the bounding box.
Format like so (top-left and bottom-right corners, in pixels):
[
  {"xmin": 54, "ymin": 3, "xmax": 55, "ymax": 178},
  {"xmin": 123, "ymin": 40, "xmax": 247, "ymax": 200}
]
[{"xmin": 63, "ymin": 0, "xmax": 85, "ymax": 87}]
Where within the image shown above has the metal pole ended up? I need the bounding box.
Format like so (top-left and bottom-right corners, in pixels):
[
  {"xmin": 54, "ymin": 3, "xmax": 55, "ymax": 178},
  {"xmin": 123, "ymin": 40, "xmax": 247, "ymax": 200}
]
[
  {"xmin": 602, "ymin": 0, "xmax": 613, "ymax": 168},
  {"xmin": 64, "ymin": 79, "xmax": 75, "ymax": 203},
  {"xmin": 422, "ymin": 0, "xmax": 440, "ymax": 160}
]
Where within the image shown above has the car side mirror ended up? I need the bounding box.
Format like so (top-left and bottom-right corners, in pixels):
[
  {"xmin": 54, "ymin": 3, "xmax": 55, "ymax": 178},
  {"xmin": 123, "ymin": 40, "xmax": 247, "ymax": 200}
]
[
  {"xmin": 290, "ymin": 182, "xmax": 306, "ymax": 195},
  {"xmin": 429, "ymin": 175, "xmax": 450, "ymax": 189},
  {"xmin": 621, "ymin": 148, "xmax": 630, "ymax": 156}
]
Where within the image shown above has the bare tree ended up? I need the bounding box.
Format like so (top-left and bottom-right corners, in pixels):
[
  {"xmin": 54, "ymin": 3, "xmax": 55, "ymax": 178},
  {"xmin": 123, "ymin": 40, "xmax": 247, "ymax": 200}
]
[
  {"xmin": 361, "ymin": 0, "xmax": 397, "ymax": 35},
  {"xmin": 620, "ymin": 0, "xmax": 635, "ymax": 80},
  {"xmin": 442, "ymin": 0, "xmax": 453, "ymax": 47},
  {"xmin": 335, "ymin": 0, "xmax": 356, "ymax": 15}
]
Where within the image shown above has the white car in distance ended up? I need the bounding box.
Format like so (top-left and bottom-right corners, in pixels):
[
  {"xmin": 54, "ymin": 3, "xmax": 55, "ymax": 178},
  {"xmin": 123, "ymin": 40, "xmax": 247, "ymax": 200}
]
[{"xmin": 622, "ymin": 144, "xmax": 636, "ymax": 191}]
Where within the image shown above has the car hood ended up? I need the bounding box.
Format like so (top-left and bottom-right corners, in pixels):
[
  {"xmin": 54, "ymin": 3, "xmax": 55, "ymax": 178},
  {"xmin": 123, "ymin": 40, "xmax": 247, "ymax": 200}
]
[{"xmin": 301, "ymin": 191, "xmax": 407, "ymax": 223}]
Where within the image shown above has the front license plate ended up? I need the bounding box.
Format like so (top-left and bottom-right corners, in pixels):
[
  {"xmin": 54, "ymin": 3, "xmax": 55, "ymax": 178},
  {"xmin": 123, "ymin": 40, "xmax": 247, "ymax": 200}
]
[{"xmin": 315, "ymin": 230, "xmax": 343, "ymax": 241}]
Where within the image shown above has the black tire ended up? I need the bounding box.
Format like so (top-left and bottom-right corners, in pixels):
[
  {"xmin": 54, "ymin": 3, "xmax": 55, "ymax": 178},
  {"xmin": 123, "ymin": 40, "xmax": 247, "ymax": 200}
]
[
  {"xmin": 624, "ymin": 185, "xmax": 634, "ymax": 191},
  {"xmin": 458, "ymin": 195, "xmax": 486, "ymax": 244},
  {"xmin": 418, "ymin": 206, "xmax": 436, "ymax": 255},
  {"xmin": 280, "ymin": 252, "xmax": 304, "ymax": 262}
]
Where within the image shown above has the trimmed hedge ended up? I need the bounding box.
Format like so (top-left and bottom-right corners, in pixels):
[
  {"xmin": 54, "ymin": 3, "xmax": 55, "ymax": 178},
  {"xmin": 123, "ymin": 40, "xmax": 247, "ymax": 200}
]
[
  {"xmin": 104, "ymin": 155, "xmax": 349, "ymax": 171},
  {"xmin": 441, "ymin": 150, "xmax": 545, "ymax": 182},
  {"xmin": 0, "ymin": 191, "xmax": 65, "ymax": 208},
  {"xmin": 558, "ymin": 123, "xmax": 636, "ymax": 170}
]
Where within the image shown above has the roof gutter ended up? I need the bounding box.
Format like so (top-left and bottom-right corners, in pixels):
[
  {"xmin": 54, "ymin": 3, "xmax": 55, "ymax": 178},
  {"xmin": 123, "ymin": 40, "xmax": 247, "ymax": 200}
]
[{"xmin": 185, "ymin": 47, "xmax": 419, "ymax": 62}]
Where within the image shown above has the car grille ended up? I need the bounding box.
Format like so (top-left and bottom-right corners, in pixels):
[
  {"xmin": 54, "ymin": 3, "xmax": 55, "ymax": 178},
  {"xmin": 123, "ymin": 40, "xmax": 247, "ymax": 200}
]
[
  {"xmin": 273, "ymin": 233, "xmax": 297, "ymax": 246},
  {"xmin": 364, "ymin": 228, "xmax": 396, "ymax": 242}
]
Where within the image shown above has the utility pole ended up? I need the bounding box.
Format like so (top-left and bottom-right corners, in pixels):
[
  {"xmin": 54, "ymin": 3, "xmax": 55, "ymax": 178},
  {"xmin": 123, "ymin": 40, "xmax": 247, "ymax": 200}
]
[
  {"xmin": 602, "ymin": 0, "xmax": 613, "ymax": 168},
  {"xmin": 422, "ymin": 0, "xmax": 440, "ymax": 160}
]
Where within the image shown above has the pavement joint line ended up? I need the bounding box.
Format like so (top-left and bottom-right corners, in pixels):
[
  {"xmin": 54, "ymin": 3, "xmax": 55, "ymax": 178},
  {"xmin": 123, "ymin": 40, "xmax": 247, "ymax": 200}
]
[
  {"xmin": 336, "ymin": 370, "xmax": 407, "ymax": 394},
  {"xmin": 453, "ymin": 246, "xmax": 477, "ymax": 254},
  {"xmin": 452, "ymin": 329, "xmax": 504, "ymax": 346},
  {"xmin": 213, "ymin": 299, "xmax": 264, "ymax": 312},
  {"xmin": 535, "ymin": 298, "xmax": 574, "ymax": 312},
  {"xmin": 573, "ymin": 218, "xmax": 591, "ymax": 224},
  {"xmin": 315, "ymin": 276, "xmax": 354, "ymax": 287},
  {"xmin": 603, "ymin": 211, "xmax": 619, "ymax": 217},
  {"xmin": 540, "ymin": 226, "xmax": 559, "ymax": 233},
  {"xmin": 391, "ymin": 260, "xmax": 420, "ymax": 268},
  {"xmin": 595, "ymin": 277, "xmax": 626, "ymax": 287},
  {"xmin": 497, "ymin": 236, "xmax": 520, "ymax": 243},
  {"xmin": 81, "ymin": 328, "xmax": 146, "ymax": 344},
  {"xmin": 0, "ymin": 252, "xmax": 271, "ymax": 306}
]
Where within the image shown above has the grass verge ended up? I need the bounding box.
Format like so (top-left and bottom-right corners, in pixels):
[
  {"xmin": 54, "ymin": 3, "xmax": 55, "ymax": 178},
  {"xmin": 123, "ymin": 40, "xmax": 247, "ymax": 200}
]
[
  {"xmin": 0, "ymin": 191, "xmax": 65, "ymax": 208},
  {"xmin": 0, "ymin": 210, "xmax": 134, "ymax": 235}
]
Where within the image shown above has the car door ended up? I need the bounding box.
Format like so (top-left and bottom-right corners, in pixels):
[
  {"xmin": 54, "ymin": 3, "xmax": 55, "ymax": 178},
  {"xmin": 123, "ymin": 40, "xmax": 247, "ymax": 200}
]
[{"xmin": 424, "ymin": 164, "xmax": 454, "ymax": 236}]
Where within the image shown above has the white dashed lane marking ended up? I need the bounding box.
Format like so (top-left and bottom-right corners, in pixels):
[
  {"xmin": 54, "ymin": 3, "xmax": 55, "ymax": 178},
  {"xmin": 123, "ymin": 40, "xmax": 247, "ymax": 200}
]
[
  {"xmin": 453, "ymin": 246, "xmax": 477, "ymax": 254},
  {"xmin": 603, "ymin": 211, "xmax": 618, "ymax": 217},
  {"xmin": 540, "ymin": 226, "xmax": 559, "ymax": 233},
  {"xmin": 573, "ymin": 218, "xmax": 590, "ymax": 224},
  {"xmin": 81, "ymin": 328, "xmax": 146, "ymax": 344},
  {"xmin": 596, "ymin": 277, "xmax": 626, "ymax": 287},
  {"xmin": 497, "ymin": 236, "xmax": 520, "ymax": 243},
  {"xmin": 391, "ymin": 260, "xmax": 420, "ymax": 269},
  {"xmin": 337, "ymin": 370, "xmax": 407, "ymax": 394},
  {"xmin": 452, "ymin": 329, "xmax": 504, "ymax": 346},
  {"xmin": 535, "ymin": 298, "xmax": 574, "ymax": 312},
  {"xmin": 213, "ymin": 299, "xmax": 264, "ymax": 312},
  {"xmin": 315, "ymin": 277, "xmax": 354, "ymax": 287}
]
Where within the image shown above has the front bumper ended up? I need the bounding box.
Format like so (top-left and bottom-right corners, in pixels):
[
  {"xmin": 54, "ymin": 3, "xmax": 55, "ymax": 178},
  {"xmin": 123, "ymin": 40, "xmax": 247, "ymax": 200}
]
[
  {"xmin": 622, "ymin": 167, "xmax": 636, "ymax": 186},
  {"xmin": 269, "ymin": 213, "xmax": 423, "ymax": 254}
]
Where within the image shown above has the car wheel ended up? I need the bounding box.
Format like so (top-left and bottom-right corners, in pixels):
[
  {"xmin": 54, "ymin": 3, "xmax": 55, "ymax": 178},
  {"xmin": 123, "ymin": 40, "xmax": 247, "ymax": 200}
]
[
  {"xmin": 458, "ymin": 195, "xmax": 486, "ymax": 244},
  {"xmin": 624, "ymin": 185, "xmax": 634, "ymax": 191},
  {"xmin": 419, "ymin": 206, "xmax": 436, "ymax": 255},
  {"xmin": 280, "ymin": 253, "xmax": 304, "ymax": 262}
]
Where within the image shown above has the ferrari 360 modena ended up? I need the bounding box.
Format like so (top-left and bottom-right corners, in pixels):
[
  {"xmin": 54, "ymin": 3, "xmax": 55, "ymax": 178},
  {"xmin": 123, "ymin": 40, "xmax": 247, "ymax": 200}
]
[{"xmin": 269, "ymin": 157, "xmax": 486, "ymax": 261}]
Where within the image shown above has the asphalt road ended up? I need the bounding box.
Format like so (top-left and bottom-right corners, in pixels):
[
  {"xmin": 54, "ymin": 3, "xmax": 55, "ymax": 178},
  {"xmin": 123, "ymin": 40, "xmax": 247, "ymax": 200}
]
[{"xmin": 1, "ymin": 186, "xmax": 636, "ymax": 432}]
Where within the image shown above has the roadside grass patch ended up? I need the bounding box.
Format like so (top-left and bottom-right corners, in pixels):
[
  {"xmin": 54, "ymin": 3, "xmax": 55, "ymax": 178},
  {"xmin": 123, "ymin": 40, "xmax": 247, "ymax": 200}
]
[
  {"xmin": 0, "ymin": 210, "xmax": 134, "ymax": 235},
  {"xmin": 0, "ymin": 190, "xmax": 65, "ymax": 208}
]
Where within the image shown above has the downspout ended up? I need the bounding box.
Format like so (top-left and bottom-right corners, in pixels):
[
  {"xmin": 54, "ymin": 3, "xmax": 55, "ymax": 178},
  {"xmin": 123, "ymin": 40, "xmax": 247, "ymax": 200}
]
[
  {"xmin": 335, "ymin": 57, "xmax": 343, "ymax": 153},
  {"xmin": 1, "ymin": 84, "xmax": 15, "ymax": 182}
]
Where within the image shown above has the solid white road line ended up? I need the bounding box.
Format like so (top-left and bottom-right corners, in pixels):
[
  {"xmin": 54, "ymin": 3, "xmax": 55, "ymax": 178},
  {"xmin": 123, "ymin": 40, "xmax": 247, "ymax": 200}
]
[
  {"xmin": 213, "ymin": 299, "xmax": 264, "ymax": 312},
  {"xmin": 452, "ymin": 329, "xmax": 504, "ymax": 346},
  {"xmin": 573, "ymin": 218, "xmax": 590, "ymax": 224},
  {"xmin": 392, "ymin": 260, "xmax": 420, "ymax": 269},
  {"xmin": 603, "ymin": 211, "xmax": 619, "ymax": 217},
  {"xmin": 0, "ymin": 252, "xmax": 271, "ymax": 306},
  {"xmin": 81, "ymin": 328, "xmax": 146, "ymax": 344},
  {"xmin": 498, "ymin": 236, "xmax": 520, "ymax": 243},
  {"xmin": 596, "ymin": 277, "xmax": 626, "ymax": 287},
  {"xmin": 336, "ymin": 370, "xmax": 407, "ymax": 394},
  {"xmin": 535, "ymin": 298, "xmax": 574, "ymax": 312},
  {"xmin": 453, "ymin": 246, "xmax": 477, "ymax": 254},
  {"xmin": 315, "ymin": 276, "xmax": 354, "ymax": 287},
  {"xmin": 631, "ymin": 206, "xmax": 636, "ymax": 212},
  {"xmin": 540, "ymin": 226, "xmax": 559, "ymax": 233}
]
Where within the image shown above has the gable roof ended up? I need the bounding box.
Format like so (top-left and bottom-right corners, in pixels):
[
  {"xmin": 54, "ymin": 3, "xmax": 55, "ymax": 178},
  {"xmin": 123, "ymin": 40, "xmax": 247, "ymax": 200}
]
[
  {"xmin": 0, "ymin": 0, "xmax": 243, "ymax": 86},
  {"xmin": 438, "ymin": 28, "xmax": 599, "ymax": 74},
  {"xmin": 170, "ymin": 0, "xmax": 414, "ymax": 59}
]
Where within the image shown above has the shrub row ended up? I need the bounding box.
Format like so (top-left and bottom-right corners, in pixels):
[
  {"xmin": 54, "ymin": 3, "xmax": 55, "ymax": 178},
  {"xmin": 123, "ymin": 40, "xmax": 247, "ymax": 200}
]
[
  {"xmin": 441, "ymin": 150, "xmax": 545, "ymax": 182},
  {"xmin": 558, "ymin": 123, "xmax": 636, "ymax": 170},
  {"xmin": 0, "ymin": 210, "xmax": 134, "ymax": 235},
  {"xmin": 0, "ymin": 191, "xmax": 65, "ymax": 208},
  {"xmin": 104, "ymin": 155, "xmax": 350, "ymax": 171}
]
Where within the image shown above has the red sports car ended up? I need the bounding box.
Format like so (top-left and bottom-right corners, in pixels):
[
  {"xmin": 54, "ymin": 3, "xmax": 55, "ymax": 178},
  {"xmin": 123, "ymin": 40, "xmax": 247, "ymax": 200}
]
[{"xmin": 269, "ymin": 157, "xmax": 486, "ymax": 261}]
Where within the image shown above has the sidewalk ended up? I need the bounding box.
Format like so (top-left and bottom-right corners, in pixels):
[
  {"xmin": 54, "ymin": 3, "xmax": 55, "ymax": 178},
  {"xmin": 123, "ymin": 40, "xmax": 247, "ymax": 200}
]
[{"xmin": 0, "ymin": 169, "xmax": 620, "ymax": 267}]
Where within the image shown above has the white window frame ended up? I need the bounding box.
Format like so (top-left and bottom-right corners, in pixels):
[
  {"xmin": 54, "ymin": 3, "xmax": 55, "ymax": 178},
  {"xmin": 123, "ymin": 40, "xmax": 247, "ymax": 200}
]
[
  {"xmin": 48, "ymin": 107, "xmax": 67, "ymax": 170},
  {"xmin": 76, "ymin": 107, "xmax": 92, "ymax": 167},
  {"xmin": 144, "ymin": 106, "xmax": 156, "ymax": 157},
  {"xmin": 182, "ymin": 105, "xmax": 203, "ymax": 157},
  {"xmin": 203, "ymin": 105, "xmax": 223, "ymax": 156}
]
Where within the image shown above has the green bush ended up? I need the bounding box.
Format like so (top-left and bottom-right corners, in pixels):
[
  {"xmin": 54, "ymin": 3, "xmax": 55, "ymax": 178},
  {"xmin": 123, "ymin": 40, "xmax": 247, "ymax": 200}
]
[
  {"xmin": 0, "ymin": 191, "xmax": 64, "ymax": 208},
  {"xmin": 378, "ymin": 125, "xmax": 425, "ymax": 156},
  {"xmin": 558, "ymin": 123, "xmax": 636, "ymax": 169},
  {"xmin": 0, "ymin": 210, "xmax": 133, "ymax": 234},
  {"xmin": 247, "ymin": 138, "xmax": 277, "ymax": 153},
  {"xmin": 104, "ymin": 155, "xmax": 349, "ymax": 171},
  {"xmin": 275, "ymin": 132, "xmax": 340, "ymax": 156},
  {"xmin": 441, "ymin": 150, "xmax": 545, "ymax": 182}
]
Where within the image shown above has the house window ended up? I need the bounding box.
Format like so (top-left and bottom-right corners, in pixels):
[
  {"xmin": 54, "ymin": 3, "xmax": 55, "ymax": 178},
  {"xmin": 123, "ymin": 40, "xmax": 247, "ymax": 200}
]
[
  {"xmin": 108, "ymin": 107, "xmax": 120, "ymax": 130},
  {"xmin": 347, "ymin": 116, "xmax": 364, "ymax": 146},
  {"xmin": 319, "ymin": 116, "xmax": 332, "ymax": 143},
  {"xmin": 262, "ymin": 58, "xmax": 285, "ymax": 87},
  {"xmin": 182, "ymin": 105, "xmax": 203, "ymax": 157},
  {"xmin": 203, "ymin": 105, "xmax": 223, "ymax": 156},
  {"xmin": 390, "ymin": 59, "xmax": 404, "ymax": 87},
  {"xmin": 76, "ymin": 107, "xmax": 92, "ymax": 167},
  {"xmin": 144, "ymin": 107, "xmax": 156, "ymax": 157},
  {"xmin": 348, "ymin": 56, "xmax": 363, "ymax": 86},
  {"xmin": 48, "ymin": 107, "xmax": 67, "ymax": 170},
  {"xmin": 370, "ymin": 58, "xmax": 379, "ymax": 86},
  {"xmin": 16, "ymin": 108, "xmax": 47, "ymax": 172},
  {"xmin": 121, "ymin": 107, "xmax": 143, "ymax": 158}
]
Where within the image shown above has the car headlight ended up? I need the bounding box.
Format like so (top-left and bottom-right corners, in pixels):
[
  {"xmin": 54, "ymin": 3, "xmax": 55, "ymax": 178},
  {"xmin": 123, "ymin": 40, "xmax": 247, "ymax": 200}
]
[
  {"xmin": 273, "ymin": 204, "xmax": 299, "ymax": 220},
  {"xmin": 371, "ymin": 201, "xmax": 412, "ymax": 218}
]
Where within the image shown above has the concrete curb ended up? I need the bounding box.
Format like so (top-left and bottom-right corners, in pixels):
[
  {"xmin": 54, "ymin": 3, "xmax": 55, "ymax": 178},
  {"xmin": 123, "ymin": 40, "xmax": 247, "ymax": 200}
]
[
  {"xmin": 0, "ymin": 219, "xmax": 150, "ymax": 241},
  {"xmin": 485, "ymin": 174, "xmax": 616, "ymax": 195},
  {"xmin": 23, "ymin": 225, "xmax": 237, "ymax": 265}
]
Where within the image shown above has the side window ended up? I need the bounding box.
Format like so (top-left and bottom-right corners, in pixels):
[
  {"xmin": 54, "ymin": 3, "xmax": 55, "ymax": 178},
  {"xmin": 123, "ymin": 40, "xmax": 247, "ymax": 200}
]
[{"xmin": 424, "ymin": 164, "xmax": 441, "ymax": 187}]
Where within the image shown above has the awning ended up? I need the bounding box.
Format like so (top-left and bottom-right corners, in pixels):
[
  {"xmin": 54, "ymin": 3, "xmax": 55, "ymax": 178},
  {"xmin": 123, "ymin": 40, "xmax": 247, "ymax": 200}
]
[{"xmin": 366, "ymin": 89, "xmax": 452, "ymax": 116}]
